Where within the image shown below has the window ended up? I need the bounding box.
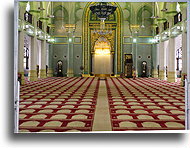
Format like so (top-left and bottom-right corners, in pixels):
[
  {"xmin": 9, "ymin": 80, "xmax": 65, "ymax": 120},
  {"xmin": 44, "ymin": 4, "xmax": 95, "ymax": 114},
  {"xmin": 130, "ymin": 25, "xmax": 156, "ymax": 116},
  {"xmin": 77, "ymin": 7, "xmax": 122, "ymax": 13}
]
[
  {"xmin": 163, "ymin": 21, "xmax": 169, "ymax": 30},
  {"xmin": 174, "ymin": 12, "xmax": 182, "ymax": 25},
  {"xmin": 37, "ymin": 20, "xmax": 43, "ymax": 30},
  {"xmin": 156, "ymin": 27, "xmax": 159, "ymax": 35},
  {"xmin": 176, "ymin": 47, "xmax": 182, "ymax": 71},
  {"xmin": 47, "ymin": 26, "xmax": 50, "ymax": 34},
  {"xmin": 24, "ymin": 11, "xmax": 32, "ymax": 24},
  {"xmin": 24, "ymin": 46, "xmax": 29, "ymax": 69}
]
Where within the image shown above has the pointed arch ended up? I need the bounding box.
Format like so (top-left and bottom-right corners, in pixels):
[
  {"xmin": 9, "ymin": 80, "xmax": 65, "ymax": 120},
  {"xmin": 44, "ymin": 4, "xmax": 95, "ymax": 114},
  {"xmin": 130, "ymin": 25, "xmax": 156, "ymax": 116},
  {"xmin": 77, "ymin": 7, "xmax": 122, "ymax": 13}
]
[
  {"xmin": 53, "ymin": 5, "xmax": 69, "ymax": 23},
  {"xmin": 137, "ymin": 5, "xmax": 153, "ymax": 25},
  {"xmin": 82, "ymin": 2, "xmax": 123, "ymax": 74}
]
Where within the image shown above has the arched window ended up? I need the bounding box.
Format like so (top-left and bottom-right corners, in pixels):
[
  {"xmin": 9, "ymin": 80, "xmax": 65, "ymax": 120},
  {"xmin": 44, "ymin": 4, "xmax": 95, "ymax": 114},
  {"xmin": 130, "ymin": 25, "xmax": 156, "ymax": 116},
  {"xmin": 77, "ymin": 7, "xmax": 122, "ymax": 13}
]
[
  {"xmin": 24, "ymin": 46, "xmax": 29, "ymax": 69},
  {"xmin": 176, "ymin": 47, "xmax": 182, "ymax": 71}
]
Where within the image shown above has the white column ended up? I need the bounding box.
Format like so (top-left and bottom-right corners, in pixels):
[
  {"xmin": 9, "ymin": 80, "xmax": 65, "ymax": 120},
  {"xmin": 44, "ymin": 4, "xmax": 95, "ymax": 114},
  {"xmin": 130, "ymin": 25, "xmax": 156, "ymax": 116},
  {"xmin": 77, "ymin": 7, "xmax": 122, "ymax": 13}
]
[
  {"xmin": 167, "ymin": 37, "xmax": 176, "ymax": 82},
  {"xmin": 152, "ymin": 44, "xmax": 159, "ymax": 78},
  {"xmin": 181, "ymin": 5, "xmax": 187, "ymax": 86},
  {"xmin": 158, "ymin": 41, "xmax": 165, "ymax": 80},
  {"xmin": 181, "ymin": 32, "xmax": 187, "ymax": 85},
  {"xmin": 18, "ymin": 4, "xmax": 26, "ymax": 84},
  {"xmin": 40, "ymin": 21, "xmax": 47, "ymax": 78},
  {"xmin": 47, "ymin": 44, "xmax": 53, "ymax": 77},
  {"xmin": 28, "ymin": 16, "xmax": 38, "ymax": 81},
  {"xmin": 186, "ymin": 0, "xmax": 190, "ymax": 130}
]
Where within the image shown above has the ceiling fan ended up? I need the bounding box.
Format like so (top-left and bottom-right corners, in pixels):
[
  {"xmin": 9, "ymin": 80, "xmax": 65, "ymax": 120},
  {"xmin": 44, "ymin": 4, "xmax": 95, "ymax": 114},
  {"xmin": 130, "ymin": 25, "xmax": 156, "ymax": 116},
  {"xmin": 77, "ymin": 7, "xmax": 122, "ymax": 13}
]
[
  {"xmin": 38, "ymin": 7, "xmax": 45, "ymax": 11},
  {"xmin": 47, "ymin": 14, "xmax": 55, "ymax": 18},
  {"xmin": 161, "ymin": 8, "xmax": 168, "ymax": 12},
  {"xmin": 150, "ymin": 15, "xmax": 160, "ymax": 19}
]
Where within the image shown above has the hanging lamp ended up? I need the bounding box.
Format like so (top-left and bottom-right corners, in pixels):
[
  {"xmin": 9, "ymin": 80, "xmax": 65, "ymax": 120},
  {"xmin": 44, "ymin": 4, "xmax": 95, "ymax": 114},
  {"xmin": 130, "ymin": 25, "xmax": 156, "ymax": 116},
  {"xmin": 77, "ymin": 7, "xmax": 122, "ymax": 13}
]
[{"xmin": 90, "ymin": 2, "xmax": 117, "ymax": 29}]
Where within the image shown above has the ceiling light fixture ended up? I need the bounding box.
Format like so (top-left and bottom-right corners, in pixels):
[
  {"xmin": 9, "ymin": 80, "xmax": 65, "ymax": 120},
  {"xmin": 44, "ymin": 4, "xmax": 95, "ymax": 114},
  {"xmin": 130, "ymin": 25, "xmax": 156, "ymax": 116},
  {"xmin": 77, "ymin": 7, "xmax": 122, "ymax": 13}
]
[
  {"xmin": 38, "ymin": 7, "xmax": 45, "ymax": 11},
  {"xmin": 90, "ymin": 2, "xmax": 117, "ymax": 29},
  {"xmin": 161, "ymin": 8, "xmax": 168, "ymax": 12}
]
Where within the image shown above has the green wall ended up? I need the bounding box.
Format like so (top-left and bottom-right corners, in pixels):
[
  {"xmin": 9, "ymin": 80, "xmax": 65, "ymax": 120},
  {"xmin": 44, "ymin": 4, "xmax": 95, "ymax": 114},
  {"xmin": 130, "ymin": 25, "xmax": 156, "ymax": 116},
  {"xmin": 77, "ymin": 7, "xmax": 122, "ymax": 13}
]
[{"xmin": 51, "ymin": 2, "xmax": 155, "ymax": 76}]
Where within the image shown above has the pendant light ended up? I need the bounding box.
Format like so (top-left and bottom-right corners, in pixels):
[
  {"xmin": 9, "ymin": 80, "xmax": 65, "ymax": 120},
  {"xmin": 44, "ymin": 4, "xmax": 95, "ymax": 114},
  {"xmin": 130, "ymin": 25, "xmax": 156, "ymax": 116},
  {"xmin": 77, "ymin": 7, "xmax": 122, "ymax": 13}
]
[{"xmin": 90, "ymin": 2, "xmax": 117, "ymax": 30}]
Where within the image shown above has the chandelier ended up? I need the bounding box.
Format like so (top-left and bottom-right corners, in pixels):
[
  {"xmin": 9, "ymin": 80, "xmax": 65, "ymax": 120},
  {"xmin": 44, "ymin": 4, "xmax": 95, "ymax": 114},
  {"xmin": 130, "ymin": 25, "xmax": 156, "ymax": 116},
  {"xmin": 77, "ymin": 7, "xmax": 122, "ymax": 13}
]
[
  {"xmin": 93, "ymin": 29, "xmax": 112, "ymax": 35},
  {"xmin": 90, "ymin": 2, "xmax": 117, "ymax": 29},
  {"xmin": 92, "ymin": 24, "xmax": 112, "ymax": 35}
]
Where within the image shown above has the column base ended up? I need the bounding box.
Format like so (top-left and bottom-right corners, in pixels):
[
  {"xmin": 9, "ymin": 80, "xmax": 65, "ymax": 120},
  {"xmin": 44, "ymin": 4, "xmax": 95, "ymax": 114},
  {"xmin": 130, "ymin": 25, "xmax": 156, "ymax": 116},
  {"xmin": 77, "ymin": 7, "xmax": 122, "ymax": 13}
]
[
  {"xmin": 167, "ymin": 71, "xmax": 176, "ymax": 82},
  {"xmin": 159, "ymin": 70, "xmax": 165, "ymax": 80},
  {"xmin": 47, "ymin": 69, "xmax": 53, "ymax": 77},
  {"xmin": 67, "ymin": 69, "xmax": 74, "ymax": 77},
  {"xmin": 136, "ymin": 71, "xmax": 139, "ymax": 78},
  {"xmin": 152, "ymin": 69, "xmax": 158, "ymax": 78},
  {"xmin": 67, "ymin": 73, "xmax": 74, "ymax": 77},
  {"xmin": 19, "ymin": 71, "xmax": 25, "ymax": 85},
  {"xmin": 28, "ymin": 70, "xmax": 38, "ymax": 81},
  {"xmin": 40, "ymin": 69, "xmax": 47, "ymax": 78},
  {"xmin": 181, "ymin": 73, "xmax": 187, "ymax": 86}
]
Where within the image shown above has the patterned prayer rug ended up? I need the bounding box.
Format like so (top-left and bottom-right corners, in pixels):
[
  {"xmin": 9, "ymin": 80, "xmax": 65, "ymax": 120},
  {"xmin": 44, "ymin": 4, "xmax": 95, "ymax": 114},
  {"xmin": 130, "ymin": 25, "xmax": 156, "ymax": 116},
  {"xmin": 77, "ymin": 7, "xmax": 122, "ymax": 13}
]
[
  {"xmin": 19, "ymin": 77, "xmax": 99, "ymax": 132},
  {"xmin": 105, "ymin": 77, "xmax": 185, "ymax": 131}
]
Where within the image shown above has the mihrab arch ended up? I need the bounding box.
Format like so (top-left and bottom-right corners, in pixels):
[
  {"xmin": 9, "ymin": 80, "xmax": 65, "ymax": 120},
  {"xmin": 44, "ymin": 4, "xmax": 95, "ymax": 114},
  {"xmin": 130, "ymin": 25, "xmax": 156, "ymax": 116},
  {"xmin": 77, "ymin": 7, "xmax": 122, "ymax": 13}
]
[{"xmin": 82, "ymin": 2, "xmax": 123, "ymax": 75}]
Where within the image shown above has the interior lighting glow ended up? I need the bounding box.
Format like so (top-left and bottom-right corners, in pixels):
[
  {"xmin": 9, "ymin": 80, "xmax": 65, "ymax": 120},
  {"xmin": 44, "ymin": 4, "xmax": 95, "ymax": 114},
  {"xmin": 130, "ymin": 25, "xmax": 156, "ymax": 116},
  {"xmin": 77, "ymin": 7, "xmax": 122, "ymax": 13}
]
[
  {"xmin": 133, "ymin": 38, "xmax": 137, "ymax": 43},
  {"xmin": 95, "ymin": 49, "xmax": 110, "ymax": 55}
]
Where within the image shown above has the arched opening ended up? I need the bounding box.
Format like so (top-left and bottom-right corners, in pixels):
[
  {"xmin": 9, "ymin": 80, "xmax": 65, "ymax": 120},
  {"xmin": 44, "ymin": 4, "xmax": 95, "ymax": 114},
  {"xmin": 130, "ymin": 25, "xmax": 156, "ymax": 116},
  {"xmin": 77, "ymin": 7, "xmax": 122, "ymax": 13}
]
[
  {"xmin": 92, "ymin": 37, "xmax": 113, "ymax": 76},
  {"xmin": 83, "ymin": 2, "xmax": 122, "ymax": 75}
]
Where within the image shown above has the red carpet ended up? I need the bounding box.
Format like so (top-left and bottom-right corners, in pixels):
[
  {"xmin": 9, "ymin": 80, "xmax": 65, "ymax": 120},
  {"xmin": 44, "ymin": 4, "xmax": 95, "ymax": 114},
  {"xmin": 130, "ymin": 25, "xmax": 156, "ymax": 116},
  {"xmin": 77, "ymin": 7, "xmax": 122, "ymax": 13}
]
[
  {"xmin": 19, "ymin": 77, "xmax": 185, "ymax": 132},
  {"xmin": 19, "ymin": 77, "xmax": 99, "ymax": 132},
  {"xmin": 105, "ymin": 77, "xmax": 185, "ymax": 131}
]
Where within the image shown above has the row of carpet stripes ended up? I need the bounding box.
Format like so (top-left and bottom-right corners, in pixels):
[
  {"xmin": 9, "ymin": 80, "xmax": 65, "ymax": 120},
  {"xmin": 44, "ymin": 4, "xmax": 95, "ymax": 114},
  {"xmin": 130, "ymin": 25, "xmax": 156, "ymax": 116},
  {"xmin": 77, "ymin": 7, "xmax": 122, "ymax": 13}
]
[
  {"xmin": 105, "ymin": 77, "xmax": 185, "ymax": 131},
  {"xmin": 19, "ymin": 77, "xmax": 100, "ymax": 132},
  {"xmin": 19, "ymin": 77, "xmax": 185, "ymax": 132}
]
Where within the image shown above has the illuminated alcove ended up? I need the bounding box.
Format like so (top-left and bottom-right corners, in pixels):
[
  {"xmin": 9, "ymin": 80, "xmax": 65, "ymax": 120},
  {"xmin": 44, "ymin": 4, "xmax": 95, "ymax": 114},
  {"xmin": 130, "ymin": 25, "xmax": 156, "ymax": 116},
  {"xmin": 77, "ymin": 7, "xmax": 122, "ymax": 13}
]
[{"xmin": 92, "ymin": 37, "xmax": 113, "ymax": 75}]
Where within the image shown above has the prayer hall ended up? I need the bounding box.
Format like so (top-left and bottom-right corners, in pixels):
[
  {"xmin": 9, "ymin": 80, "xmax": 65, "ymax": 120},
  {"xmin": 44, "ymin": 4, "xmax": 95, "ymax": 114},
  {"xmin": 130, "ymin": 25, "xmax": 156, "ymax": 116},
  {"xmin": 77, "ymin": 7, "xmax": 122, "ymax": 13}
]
[{"xmin": 14, "ymin": 0, "xmax": 190, "ymax": 132}]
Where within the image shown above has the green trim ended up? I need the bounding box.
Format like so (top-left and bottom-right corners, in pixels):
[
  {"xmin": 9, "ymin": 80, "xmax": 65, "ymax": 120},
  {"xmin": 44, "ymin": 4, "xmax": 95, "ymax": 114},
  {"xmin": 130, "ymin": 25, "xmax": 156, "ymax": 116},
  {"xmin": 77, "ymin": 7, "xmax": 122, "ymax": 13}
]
[
  {"xmin": 29, "ymin": 10, "xmax": 40, "ymax": 14},
  {"xmin": 156, "ymin": 18, "xmax": 167, "ymax": 22},
  {"xmin": 178, "ymin": 2, "xmax": 187, "ymax": 5},
  {"xmin": 165, "ymin": 11, "xmax": 178, "ymax": 16},
  {"xmin": 20, "ymin": 1, "xmax": 28, "ymax": 3},
  {"xmin": 37, "ymin": 37, "xmax": 45, "ymax": 41},
  {"xmin": 39, "ymin": 17, "xmax": 49, "ymax": 21},
  {"xmin": 152, "ymin": 24, "xmax": 158, "ymax": 27}
]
